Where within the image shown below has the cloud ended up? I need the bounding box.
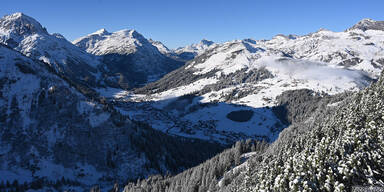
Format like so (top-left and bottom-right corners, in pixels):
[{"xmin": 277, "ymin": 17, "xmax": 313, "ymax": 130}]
[{"xmin": 258, "ymin": 57, "xmax": 369, "ymax": 84}]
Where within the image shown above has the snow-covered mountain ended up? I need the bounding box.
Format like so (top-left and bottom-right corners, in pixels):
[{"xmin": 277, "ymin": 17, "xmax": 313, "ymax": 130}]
[
  {"xmin": 0, "ymin": 42, "xmax": 118, "ymax": 187},
  {"xmin": 0, "ymin": 42, "xmax": 222, "ymax": 191},
  {"xmin": 148, "ymin": 38, "xmax": 172, "ymax": 55},
  {"xmin": 111, "ymin": 19, "xmax": 384, "ymax": 143},
  {"xmin": 147, "ymin": 38, "xmax": 215, "ymax": 62},
  {"xmin": 0, "ymin": 13, "xmax": 101, "ymax": 90},
  {"xmin": 0, "ymin": 12, "xmax": 186, "ymax": 90},
  {"xmin": 0, "ymin": 13, "xmax": 222, "ymax": 191},
  {"xmin": 174, "ymin": 39, "xmax": 217, "ymax": 61},
  {"xmin": 73, "ymin": 29, "xmax": 184, "ymax": 88},
  {"xmin": 348, "ymin": 18, "xmax": 384, "ymax": 31}
]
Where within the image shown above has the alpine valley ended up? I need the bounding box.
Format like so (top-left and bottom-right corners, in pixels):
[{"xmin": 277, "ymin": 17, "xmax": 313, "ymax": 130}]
[{"xmin": 0, "ymin": 12, "xmax": 383, "ymax": 192}]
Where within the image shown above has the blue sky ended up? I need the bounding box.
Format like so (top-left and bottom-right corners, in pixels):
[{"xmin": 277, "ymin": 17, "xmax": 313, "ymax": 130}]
[{"xmin": 1, "ymin": 0, "xmax": 384, "ymax": 48}]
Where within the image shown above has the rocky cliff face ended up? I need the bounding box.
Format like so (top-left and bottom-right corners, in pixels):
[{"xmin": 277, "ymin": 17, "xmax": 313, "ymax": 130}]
[{"xmin": 348, "ymin": 18, "xmax": 384, "ymax": 31}]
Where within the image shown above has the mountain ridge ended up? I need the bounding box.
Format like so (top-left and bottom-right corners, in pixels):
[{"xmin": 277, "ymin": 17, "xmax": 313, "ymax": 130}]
[
  {"xmin": 73, "ymin": 27, "xmax": 184, "ymax": 88},
  {"xmin": 348, "ymin": 18, "xmax": 384, "ymax": 31}
]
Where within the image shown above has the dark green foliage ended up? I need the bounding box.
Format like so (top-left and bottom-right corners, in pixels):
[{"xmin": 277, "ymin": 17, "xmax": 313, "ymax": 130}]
[
  {"xmin": 130, "ymin": 120, "xmax": 225, "ymax": 174},
  {"xmin": 176, "ymin": 51, "xmax": 195, "ymax": 61},
  {"xmin": 102, "ymin": 54, "xmax": 147, "ymax": 89},
  {"xmin": 101, "ymin": 51, "xmax": 184, "ymax": 90},
  {"xmin": 5, "ymin": 38, "xmax": 18, "ymax": 48},
  {"xmin": 15, "ymin": 61, "xmax": 36, "ymax": 74},
  {"xmin": 123, "ymin": 140, "xmax": 268, "ymax": 192},
  {"xmin": 272, "ymin": 89, "xmax": 351, "ymax": 125},
  {"xmin": 337, "ymin": 57, "xmax": 362, "ymax": 67},
  {"xmin": 231, "ymin": 72, "xmax": 384, "ymax": 191},
  {"xmin": 272, "ymin": 89, "xmax": 325, "ymax": 125},
  {"xmin": 0, "ymin": 178, "xmax": 82, "ymax": 192},
  {"xmin": 197, "ymin": 67, "xmax": 273, "ymax": 98},
  {"xmin": 134, "ymin": 67, "xmax": 219, "ymax": 94}
]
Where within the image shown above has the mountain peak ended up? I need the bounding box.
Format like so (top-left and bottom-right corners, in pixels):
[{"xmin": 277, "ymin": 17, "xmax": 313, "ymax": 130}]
[
  {"xmin": 92, "ymin": 28, "xmax": 109, "ymax": 35},
  {"xmin": 0, "ymin": 12, "xmax": 47, "ymax": 35},
  {"xmin": 348, "ymin": 18, "xmax": 384, "ymax": 31},
  {"xmin": 359, "ymin": 18, "xmax": 376, "ymax": 23},
  {"xmin": 116, "ymin": 29, "xmax": 147, "ymax": 42},
  {"xmin": 200, "ymin": 39, "xmax": 214, "ymax": 46},
  {"xmin": 128, "ymin": 29, "xmax": 143, "ymax": 38},
  {"xmin": 9, "ymin": 12, "xmax": 24, "ymax": 18}
]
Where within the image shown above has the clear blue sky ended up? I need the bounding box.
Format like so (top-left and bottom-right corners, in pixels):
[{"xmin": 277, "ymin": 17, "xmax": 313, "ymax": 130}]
[{"xmin": 1, "ymin": 0, "xmax": 384, "ymax": 48}]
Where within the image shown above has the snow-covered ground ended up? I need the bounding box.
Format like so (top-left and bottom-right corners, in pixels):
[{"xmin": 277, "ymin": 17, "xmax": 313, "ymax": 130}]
[{"xmin": 104, "ymin": 25, "xmax": 383, "ymax": 143}]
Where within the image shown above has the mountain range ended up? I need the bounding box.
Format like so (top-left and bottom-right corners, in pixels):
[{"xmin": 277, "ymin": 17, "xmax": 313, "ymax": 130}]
[{"xmin": 0, "ymin": 12, "xmax": 384, "ymax": 191}]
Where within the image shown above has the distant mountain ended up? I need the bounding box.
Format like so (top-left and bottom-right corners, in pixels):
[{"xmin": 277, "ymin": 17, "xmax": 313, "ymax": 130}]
[
  {"xmin": 348, "ymin": 18, "xmax": 384, "ymax": 31},
  {"xmin": 73, "ymin": 29, "xmax": 184, "ymax": 88},
  {"xmin": 148, "ymin": 38, "xmax": 172, "ymax": 55},
  {"xmin": 0, "ymin": 13, "xmax": 101, "ymax": 93},
  {"xmin": 174, "ymin": 39, "xmax": 216, "ymax": 61}
]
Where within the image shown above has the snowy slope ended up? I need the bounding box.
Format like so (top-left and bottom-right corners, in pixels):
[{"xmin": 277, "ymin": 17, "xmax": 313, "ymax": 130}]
[
  {"xmin": 0, "ymin": 13, "xmax": 102, "ymax": 88},
  {"xmin": 112, "ymin": 19, "xmax": 384, "ymax": 143},
  {"xmin": 148, "ymin": 38, "xmax": 171, "ymax": 55},
  {"xmin": 0, "ymin": 43, "xmax": 222, "ymax": 191},
  {"xmin": 231, "ymin": 56, "xmax": 384, "ymax": 192},
  {"xmin": 0, "ymin": 43, "xmax": 144, "ymax": 189}
]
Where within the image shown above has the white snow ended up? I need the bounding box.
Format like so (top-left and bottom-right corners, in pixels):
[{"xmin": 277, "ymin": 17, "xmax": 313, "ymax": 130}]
[
  {"xmin": 149, "ymin": 77, "xmax": 218, "ymax": 101},
  {"xmin": 125, "ymin": 27, "xmax": 383, "ymax": 142},
  {"xmin": 174, "ymin": 39, "xmax": 216, "ymax": 56}
]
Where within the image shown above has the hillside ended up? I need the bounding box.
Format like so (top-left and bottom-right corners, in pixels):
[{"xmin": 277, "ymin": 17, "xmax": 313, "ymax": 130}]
[
  {"xmin": 121, "ymin": 61, "xmax": 384, "ymax": 192},
  {"xmin": 0, "ymin": 37, "xmax": 223, "ymax": 192}
]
